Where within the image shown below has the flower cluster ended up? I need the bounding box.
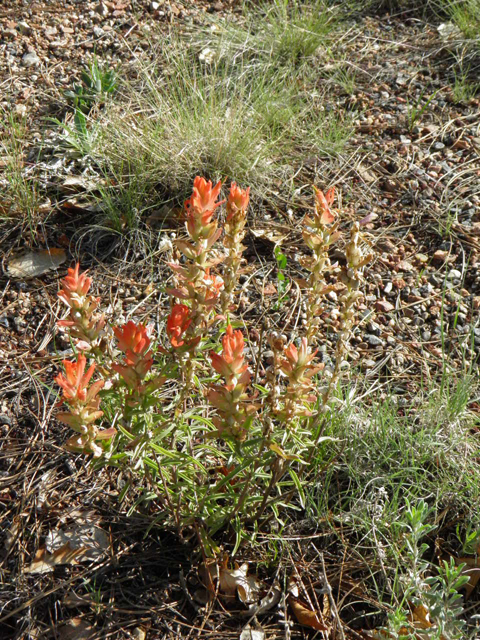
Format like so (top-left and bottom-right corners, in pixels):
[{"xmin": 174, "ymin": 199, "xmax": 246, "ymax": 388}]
[
  {"xmin": 279, "ymin": 338, "xmax": 324, "ymax": 424},
  {"xmin": 57, "ymin": 264, "xmax": 105, "ymax": 352},
  {"xmin": 167, "ymin": 177, "xmax": 226, "ymax": 345},
  {"xmin": 112, "ymin": 321, "xmax": 157, "ymax": 393},
  {"xmin": 166, "ymin": 304, "xmax": 192, "ymax": 348},
  {"xmin": 184, "ymin": 176, "xmax": 225, "ymax": 243},
  {"xmin": 208, "ymin": 325, "xmax": 254, "ymax": 441},
  {"xmin": 55, "ymin": 354, "xmax": 115, "ymax": 457}
]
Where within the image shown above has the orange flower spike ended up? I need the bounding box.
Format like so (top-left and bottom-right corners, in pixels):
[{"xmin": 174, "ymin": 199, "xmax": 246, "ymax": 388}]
[
  {"xmin": 313, "ymin": 186, "xmax": 336, "ymax": 225},
  {"xmin": 167, "ymin": 304, "xmax": 192, "ymax": 348},
  {"xmin": 210, "ymin": 325, "xmax": 248, "ymax": 381},
  {"xmin": 56, "ymin": 354, "xmax": 99, "ymax": 402},
  {"xmin": 58, "ymin": 263, "xmax": 93, "ymax": 309},
  {"xmin": 226, "ymin": 183, "xmax": 250, "ymax": 221},
  {"xmin": 113, "ymin": 321, "xmax": 151, "ymax": 357},
  {"xmin": 222, "ymin": 324, "xmax": 244, "ymax": 363},
  {"xmin": 184, "ymin": 177, "xmax": 225, "ymax": 242},
  {"xmin": 185, "ymin": 176, "xmax": 224, "ymax": 215},
  {"xmin": 281, "ymin": 338, "xmax": 322, "ymax": 381}
]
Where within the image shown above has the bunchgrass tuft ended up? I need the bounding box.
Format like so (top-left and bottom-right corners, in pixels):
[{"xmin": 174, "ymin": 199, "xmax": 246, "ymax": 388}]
[
  {"xmin": 446, "ymin": 0, "xmax": 480, "ymax": 39},
  {"xmin": 306, "ymin": 370, "xmax": 480, "ymax": 542},
  {"xmin": 88, "ymin": 8, "xmax": 352, "ymax": 227},
  {"xmin": 0, "ymin": 112, "xmax": 42, "ymax": 239}
]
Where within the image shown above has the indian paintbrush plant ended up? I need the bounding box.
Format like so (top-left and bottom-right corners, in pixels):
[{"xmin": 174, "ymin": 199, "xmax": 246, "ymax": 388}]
[{"xmin": 54, "ymin": 177, "xmax": 370, "ymax": 553}]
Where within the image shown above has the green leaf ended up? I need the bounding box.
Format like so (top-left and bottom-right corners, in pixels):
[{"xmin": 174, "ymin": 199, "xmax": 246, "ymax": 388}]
[
  {"xmin": 288, "ymin": 468, "xmax": 305, "ymax": 508},
  {"xmin": 74, "ymin": 108, "xmax": 87, "ymax": 138},
  {"xmin": 81, "ymin": 70, "xmax": 93, "ymax": 88}
]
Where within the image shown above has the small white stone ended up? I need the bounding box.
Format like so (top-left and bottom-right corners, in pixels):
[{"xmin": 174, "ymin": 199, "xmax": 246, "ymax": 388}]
[
  {"xmin": 22, "ymin": 52, "xmax": 40, "ymax": 68},
  {"xmin": 198, "ymin": 47, "xmax": 216, "ymax": 65}
]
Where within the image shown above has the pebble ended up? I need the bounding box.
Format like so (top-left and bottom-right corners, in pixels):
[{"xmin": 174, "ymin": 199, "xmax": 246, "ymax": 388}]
[
  {"xmin": 419, "ymin": 284, "xmax": 433, "ymax": 296},
  {"xmin": 428, "ymin": 273, "xmax": 442, "ymax": 285},
  {"xmin": 415, "ymin": 253, "xmax": 429, "ymax": 263},
  {"xmin": 434, "ymin": 142, "xmax": 445, "ymax": 150},
  {"xmin": 449, "ymin": 269, "xmax": 463, "ymax": 280},
  {"xmin": 362, "ymin": 359, "xmax": 376, "ymax": 369},
  {"xmin": 375, "ymin": 299, "xmax": 394, "ymax": 313},
  {"xmin": 397, "ymin": 260, "xmax": 414, "ymax": 272},
  {"xmin": 17, "ymin": 21, "xmax": 33, "ymax": 35},
  {"xmin": 365, "ymin": 334, "xmax": 384, "ymax": 347},
  {"xmin": 367, "ymin": 321, "xmax": 382, "ymax": 336},
  {"xmin": 384, "ymin": 282, "xmax": 393, "ymax": 294},
  {"xmin": 22, "ymin": 52, "xmax": 40, "ymax": 67}
]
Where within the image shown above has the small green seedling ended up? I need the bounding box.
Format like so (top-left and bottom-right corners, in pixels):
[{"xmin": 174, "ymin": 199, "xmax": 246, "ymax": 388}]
[
  {"xmin": 274, "ymin": 245, "xmax": 290, "ymax": 309},
  {"xmin": 64, "ymin": 57, "xmax": 118, "ymax": 113},
  {"xmin": 407, "ymin": 88, "xmax": 441, "ymax": 132}
]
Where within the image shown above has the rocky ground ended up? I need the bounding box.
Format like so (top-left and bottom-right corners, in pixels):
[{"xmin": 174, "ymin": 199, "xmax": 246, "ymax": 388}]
[{"xmin": 0, "ymin": 1, "xmax": 479, "ymax": 638}]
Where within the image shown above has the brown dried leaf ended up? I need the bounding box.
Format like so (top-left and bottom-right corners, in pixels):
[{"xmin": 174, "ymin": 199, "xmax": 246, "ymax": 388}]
[
  {"xmin": 244, "ymin": 583, "xmax": 282, "ymax": 616},
  {"xmin": 199, "ymin": 556, "xmax": 261, "ymax": 603},
  {"xmin": 58, "ymin": 618, "xmax": 95, "ymax": 640},
  {"xmin": 409, "ymin": 604, "xmax": 433, "ymax": 630},
  {"xmin": 250, "ymin": 228, "xmax": 288, "ymax": 246},
  {"xmin": 24, "ymin": 542, "xmax": 84, "ymax": 574},
  {"xmin": 7, "ymin": 248, "xmax": 66, "ymax": 278},
  {"xmin": 46, "ymin": 523, "xmax": 109, "ymax": 562},
  {"xmin": 288, "ymin": 594, "xmax": 330, "ymax": 632},
  {"xmin": 262, "ymin": 282, "xmax": 277, "ymax": 296}
]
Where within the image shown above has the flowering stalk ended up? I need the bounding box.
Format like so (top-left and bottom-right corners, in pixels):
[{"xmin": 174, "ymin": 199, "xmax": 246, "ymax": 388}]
[
  {"xmin": 301, "ymin": 187, "xmax": 340, "ymax": 346},
  {"xmin": 57, "ymin": 264, "xmax": 105, "ymax": 353},
  {"xmin": 323, "ymin": 221, "xmax": 371, "ymax": 404},
  {"xmin": 55, "ymin": 354, "xmax": 115, "ymax": 457},
  {"xmin": 221, "ymin": 183, "xmax": 250, "ymax": 315},
  {"xmin": 279, "ymin": 338, "xmax": 324, "ymax": 428},
  {"xmin": 208, "ymin": 325, "xmax": 254, "ymax": 441},
  {"xmin": 167, "ymin": 177, "xmax": 227, "ymax": 399},
  {"xmin": 112, "ymin": 321, "xmax": 165, "ymax": 399},
  {"xmin": 168, "ymin": 177, "xmax": 225, "ymax": 336}
]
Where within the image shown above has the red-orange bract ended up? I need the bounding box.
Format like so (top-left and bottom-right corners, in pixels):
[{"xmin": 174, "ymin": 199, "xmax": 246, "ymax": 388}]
[
  {"xmin": 210, "ymin": 324, "xmax": 248, "ymax": 384},
  {"xmin": 167, "ymin": 304, "xmax": 192, "ymax": 347},
  {"xmin": 58, "ymin": 263, "xmax": 92, "ymax": 309},
  {"xmin": 184, "ymin": 177, "xmax": 225, "ymax": 242},
  {"xmin": 281, "ymin": 338, "xmax": 323, "ymax": 381},
  {"xmin": 184, "ymin": 176, "xmax": 224, "ymax": 215},
  {"xmin": 55, "ymin": 353, "xmax": 103, "ymax": 403},
  {"xmin": 313, "ymin": 186, "xmax": 336, "ymax": 225},
  {"xmin": 226, "ymin": 183, "xmax": 250, "ymax": 221},
  {"xmin": 112, "ymin": 321, "xmax": 154, "ymax": 387},
  {"xmin": 113, "ymin": 321, "xmax": 151, "ymax": 363}
]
